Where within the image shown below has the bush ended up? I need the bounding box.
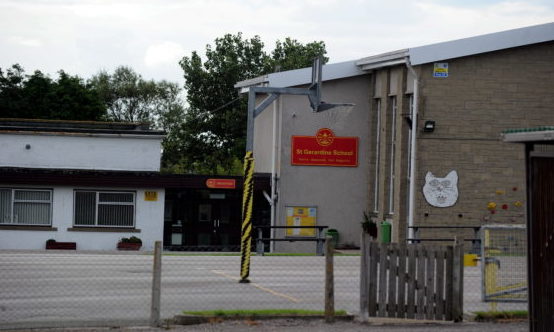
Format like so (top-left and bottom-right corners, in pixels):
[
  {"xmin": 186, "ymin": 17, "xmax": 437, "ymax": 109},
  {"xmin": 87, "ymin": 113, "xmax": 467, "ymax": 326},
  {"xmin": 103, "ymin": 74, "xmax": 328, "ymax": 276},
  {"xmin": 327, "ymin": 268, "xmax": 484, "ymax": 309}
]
[{"xmin": 120, "ymin": 236, "xmax": 142, "ymax": 244}]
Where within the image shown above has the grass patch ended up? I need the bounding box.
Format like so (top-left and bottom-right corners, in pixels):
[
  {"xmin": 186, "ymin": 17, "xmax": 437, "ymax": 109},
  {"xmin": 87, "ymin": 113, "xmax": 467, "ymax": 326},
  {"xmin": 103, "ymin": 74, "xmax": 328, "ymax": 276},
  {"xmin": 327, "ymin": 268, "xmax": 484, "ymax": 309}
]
[
  {"xmin": 183, "ymin": 309, "xmax": 348, "ymax": 317},
  {"xmin": 162, "ymin": 253, "xmax": 241, "ymax": 256},
  {"xmin": 474, "ymin": 310, "xmax": 528, "ymax": 321}
]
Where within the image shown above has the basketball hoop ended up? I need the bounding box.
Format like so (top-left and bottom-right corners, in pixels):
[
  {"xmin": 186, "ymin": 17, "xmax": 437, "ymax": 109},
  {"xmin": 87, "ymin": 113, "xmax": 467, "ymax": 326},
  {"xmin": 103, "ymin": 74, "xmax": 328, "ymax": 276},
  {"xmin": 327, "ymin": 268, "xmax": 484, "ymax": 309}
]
[{"xmin": 318, "ymin": 103, "xmax": 355, "ymax": 130}]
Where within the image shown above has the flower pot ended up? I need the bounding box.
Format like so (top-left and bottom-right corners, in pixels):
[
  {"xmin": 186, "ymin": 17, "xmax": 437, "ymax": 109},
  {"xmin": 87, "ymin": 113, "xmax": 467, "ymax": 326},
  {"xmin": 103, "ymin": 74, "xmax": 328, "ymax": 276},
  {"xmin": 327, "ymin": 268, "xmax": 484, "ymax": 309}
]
[
  {"xmin": 46, "ymin": 241, "xmax": 77, "ymax": 250},
  {"xmin": 117, "ymin": 242, "xmax": 142, "ymax": 250}
]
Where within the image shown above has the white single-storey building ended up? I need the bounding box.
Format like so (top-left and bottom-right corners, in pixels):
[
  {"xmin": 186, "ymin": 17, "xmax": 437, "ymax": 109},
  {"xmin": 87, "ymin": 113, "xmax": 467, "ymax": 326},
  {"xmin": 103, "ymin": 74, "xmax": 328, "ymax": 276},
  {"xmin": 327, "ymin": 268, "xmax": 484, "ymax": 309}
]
[{"xmin": 0, "ymin": 119, "xmax": 166, "ymax": 251}]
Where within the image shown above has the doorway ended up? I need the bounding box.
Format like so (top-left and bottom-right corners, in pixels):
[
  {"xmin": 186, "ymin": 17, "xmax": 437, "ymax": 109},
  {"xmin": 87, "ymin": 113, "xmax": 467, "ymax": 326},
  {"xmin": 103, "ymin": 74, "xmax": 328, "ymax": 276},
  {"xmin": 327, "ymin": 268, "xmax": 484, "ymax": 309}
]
[{"xmin": 164, "ymin": 189, "xmax": 241, "ymax": 251}]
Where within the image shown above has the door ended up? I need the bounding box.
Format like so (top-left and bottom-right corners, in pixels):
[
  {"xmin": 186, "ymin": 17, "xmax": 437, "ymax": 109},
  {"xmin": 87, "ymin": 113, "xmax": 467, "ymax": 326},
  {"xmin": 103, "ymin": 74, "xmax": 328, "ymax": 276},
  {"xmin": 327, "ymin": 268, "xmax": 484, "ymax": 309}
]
[
  {"xmin": 194, "ymin": 193, "xmax": 241, "ymax": 250},
  {"xmin": 528, "ymin": 155, "xmax": 554, "ymax": 331}
]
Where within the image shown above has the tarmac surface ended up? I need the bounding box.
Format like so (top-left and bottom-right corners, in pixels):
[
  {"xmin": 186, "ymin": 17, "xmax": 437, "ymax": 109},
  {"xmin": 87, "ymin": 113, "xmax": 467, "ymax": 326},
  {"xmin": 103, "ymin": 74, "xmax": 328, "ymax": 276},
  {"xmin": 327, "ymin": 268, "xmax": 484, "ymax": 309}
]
[
  {"xmin": 0, "ymin": 250, "xmax": 528, "ymax": 330},
  {"xmin": 2, "ymin": 319, "xmax": 529, "ymax": 332}
]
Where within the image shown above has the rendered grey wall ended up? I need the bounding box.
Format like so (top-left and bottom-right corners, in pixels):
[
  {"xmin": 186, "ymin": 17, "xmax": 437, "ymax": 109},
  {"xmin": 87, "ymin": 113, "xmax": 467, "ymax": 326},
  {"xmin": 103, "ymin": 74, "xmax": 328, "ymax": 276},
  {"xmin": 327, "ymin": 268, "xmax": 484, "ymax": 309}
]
[{"xmin": 265, "ymin": 75, "xmax": 372, "ymax": 251}]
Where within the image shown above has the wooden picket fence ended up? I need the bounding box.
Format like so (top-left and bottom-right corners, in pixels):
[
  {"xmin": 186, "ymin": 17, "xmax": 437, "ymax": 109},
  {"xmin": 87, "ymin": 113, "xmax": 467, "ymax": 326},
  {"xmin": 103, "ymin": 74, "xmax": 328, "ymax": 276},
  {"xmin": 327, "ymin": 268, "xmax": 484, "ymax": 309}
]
[{"xmin": 359, "ymin": 235, "xmax": 464, "ymax": 321}]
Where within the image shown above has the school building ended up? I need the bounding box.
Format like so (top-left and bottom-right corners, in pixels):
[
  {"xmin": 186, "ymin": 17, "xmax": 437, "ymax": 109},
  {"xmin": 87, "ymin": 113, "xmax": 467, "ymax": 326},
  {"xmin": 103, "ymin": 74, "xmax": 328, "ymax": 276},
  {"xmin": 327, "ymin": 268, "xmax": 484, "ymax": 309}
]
[{"xmin": 235, "ymin": 22, "xmax": 554, "ymax": 251}]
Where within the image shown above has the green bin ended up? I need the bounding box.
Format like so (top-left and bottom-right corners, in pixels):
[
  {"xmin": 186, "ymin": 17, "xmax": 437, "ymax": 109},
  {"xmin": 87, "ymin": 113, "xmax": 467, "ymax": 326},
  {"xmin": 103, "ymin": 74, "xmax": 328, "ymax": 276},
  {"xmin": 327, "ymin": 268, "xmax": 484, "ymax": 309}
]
[
  {"xmin": 380, "ymin": 221, "xmax": 391, "ymax": 243},
  {"xmin": 326, "ymin": 229, "xmax": 339, "ymax": 247}
]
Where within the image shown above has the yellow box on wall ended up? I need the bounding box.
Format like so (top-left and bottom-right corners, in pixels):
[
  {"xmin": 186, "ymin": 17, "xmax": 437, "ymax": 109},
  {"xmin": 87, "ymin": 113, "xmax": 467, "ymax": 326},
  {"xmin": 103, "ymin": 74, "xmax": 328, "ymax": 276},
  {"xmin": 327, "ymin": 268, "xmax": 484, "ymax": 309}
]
[
  {"xmin": 286, "ymin": 206, "xmax": 317, "ymax": 237},
  {"xmin": 144, "ymin": 191, "xmax": 158, "ymax": 201}
]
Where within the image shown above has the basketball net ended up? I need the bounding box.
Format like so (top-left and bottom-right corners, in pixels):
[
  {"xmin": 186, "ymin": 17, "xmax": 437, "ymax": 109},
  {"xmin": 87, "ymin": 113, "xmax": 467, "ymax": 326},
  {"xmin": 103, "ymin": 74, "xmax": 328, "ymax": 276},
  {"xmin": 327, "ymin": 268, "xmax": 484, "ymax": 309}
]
[{"xmin": 319, "ymin": 104, "xmax": 354, "ymax": 130}]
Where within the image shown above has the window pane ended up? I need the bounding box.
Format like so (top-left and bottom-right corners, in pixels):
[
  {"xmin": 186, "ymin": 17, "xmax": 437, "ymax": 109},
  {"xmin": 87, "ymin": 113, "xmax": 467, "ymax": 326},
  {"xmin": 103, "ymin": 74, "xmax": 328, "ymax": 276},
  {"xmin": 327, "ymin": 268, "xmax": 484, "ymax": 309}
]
[
  {"xmin": 98, "ymin": 205, "xmax": 134, "ymax": 227},
  {"xmin": 14, "ymin": 190, "xmax": 50, "ymax": 201},
  {"xmin": 75, "ymin": 192, "xmax": 96, "ymax": 225},
  {"xmin": 0, "ymin": 189, "xmax": 11, "ymax": 224},
  {"xmin": 13, "ymin": 202, "xmax": 51, "ymax": 225},
  {"xmin": 99, "ymin": 193, "xmax": 134, "ymax": 203}
]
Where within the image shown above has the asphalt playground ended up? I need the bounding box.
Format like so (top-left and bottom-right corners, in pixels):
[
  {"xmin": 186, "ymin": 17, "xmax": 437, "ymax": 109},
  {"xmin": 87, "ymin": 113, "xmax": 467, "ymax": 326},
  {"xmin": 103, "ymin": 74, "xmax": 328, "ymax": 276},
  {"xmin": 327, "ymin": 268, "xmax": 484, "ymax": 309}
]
[{"xmin": 0, "ymin": 251, "xmax": 527, "ymax": 329}]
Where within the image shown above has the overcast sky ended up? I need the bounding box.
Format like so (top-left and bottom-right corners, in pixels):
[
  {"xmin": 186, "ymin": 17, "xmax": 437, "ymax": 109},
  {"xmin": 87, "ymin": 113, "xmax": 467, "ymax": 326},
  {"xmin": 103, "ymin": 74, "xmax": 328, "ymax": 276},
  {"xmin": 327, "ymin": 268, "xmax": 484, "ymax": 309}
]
[{"xmin": 1, "ymin": 0, "xmax": 553, "ymax": 86}]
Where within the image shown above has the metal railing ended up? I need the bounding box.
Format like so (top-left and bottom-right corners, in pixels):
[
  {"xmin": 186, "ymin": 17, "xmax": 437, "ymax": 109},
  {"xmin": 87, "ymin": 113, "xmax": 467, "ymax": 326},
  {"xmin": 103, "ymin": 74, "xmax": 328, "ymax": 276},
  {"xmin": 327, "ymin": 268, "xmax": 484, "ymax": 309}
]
[
  {"xmin": 253, "ymin": 225, "xmax": 329, "ymax": 256},
  {"xmin": 407, "ymin": 225, "xmax": 481, "ymax": 253}
]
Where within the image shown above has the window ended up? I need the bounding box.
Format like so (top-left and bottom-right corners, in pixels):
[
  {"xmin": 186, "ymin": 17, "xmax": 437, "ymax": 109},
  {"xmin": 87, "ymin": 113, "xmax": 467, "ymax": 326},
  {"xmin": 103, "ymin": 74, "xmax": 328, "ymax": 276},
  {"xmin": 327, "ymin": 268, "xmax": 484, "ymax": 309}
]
[
  {"xmin": 74, "ymin": 191, "xmax": 135, "ymax": 227},
  {"xmin": 0, "ymin": 188, "xmax": 52, "ymax": 225}
]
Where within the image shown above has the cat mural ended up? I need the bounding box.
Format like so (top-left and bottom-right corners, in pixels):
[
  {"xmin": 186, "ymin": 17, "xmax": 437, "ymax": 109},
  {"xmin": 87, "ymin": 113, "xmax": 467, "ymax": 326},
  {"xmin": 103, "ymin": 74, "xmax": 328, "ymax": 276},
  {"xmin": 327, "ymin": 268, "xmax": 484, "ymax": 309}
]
[{"xmin": 423, "ymin": 170, "xmax": 458, "ymax": 207}]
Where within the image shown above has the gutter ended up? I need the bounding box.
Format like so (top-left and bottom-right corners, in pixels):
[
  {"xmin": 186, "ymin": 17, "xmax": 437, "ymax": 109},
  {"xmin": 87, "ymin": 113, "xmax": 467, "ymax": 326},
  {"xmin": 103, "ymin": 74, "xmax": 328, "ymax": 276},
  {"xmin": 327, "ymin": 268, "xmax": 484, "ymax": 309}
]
[{"xmin": 405, "ymin": 59, "xmax": 419, "ymax": 243}]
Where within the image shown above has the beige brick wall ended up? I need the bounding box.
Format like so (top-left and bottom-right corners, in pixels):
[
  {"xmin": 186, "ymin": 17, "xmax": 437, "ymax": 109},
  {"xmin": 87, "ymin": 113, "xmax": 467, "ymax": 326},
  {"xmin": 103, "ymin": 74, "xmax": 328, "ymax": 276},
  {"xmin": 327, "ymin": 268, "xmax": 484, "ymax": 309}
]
[{"xmin": 413, "ymin": 42, "xmax": 554, "ymax": 239}]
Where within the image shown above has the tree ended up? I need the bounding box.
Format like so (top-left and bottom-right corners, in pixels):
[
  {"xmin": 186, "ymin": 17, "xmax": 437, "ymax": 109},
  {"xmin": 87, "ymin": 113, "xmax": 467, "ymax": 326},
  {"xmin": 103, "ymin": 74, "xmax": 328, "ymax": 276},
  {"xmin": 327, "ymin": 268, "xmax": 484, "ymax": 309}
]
[
  {"xmin": 267, "ymin": 37, "xmax": 328, "ymax": 72},
  {"xmin": 0, "ymin": 64, "xmax": 106, "ymax": 121},
  {"xmin": 171, "ymin": 33, "xmax": 327, "ymax": 174},
  {"xmin": 88, "ymin": 66, "xmax": 184, "ymax": 128}
]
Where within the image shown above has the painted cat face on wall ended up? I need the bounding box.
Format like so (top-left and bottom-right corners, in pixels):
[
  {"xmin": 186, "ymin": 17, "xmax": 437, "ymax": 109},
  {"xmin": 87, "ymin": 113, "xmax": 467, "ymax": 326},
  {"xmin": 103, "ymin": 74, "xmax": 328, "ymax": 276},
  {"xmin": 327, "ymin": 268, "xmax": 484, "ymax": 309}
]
[{"xmin": 423, "ymin": 170, "xmax": 458, "ymax": 208}]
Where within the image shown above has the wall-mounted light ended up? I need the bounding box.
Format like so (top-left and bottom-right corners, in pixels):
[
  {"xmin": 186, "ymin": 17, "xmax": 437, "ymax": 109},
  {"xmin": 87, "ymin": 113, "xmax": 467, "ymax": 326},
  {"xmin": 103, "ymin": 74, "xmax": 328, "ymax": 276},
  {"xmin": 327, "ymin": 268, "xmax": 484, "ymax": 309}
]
[
  {"xmin": 404, "ymin": 116, "xmax": 412, "ymax": 129},
  {"xmin": 423, "ymin": 120, "xmax": 435, "ymax": 133}
]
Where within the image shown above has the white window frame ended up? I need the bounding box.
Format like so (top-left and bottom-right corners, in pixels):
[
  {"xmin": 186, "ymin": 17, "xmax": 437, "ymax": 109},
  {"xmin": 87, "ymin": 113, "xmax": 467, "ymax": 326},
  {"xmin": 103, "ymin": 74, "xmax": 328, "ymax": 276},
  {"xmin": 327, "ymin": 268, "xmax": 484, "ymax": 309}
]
[
  {"xmin": 74, "ymin": 190, "xmax": 136, "ymax": 228},
  {"xmin": 0, "ymin": 188, "xmax": 53, "ymax": 226},
  {"xmin": 373, "ymin": 99, "xmax": 381, "ymax": 213},
  {"xmin": 388, "ymin": 96, "xmax": 397, "ymax": 214}
]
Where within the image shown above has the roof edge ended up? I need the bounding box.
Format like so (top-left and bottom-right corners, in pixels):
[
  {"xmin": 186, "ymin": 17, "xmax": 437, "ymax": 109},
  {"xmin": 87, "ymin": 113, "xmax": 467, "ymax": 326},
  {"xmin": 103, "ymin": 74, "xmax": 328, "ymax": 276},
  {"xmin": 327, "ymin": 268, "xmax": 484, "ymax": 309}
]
[
  {"xmin": 409, "ymin": 22, "xmax": 554, "ymax": 65},
  {"xmin": 235, "ymin": 59, "xmax": 366, "ymax": 90}
]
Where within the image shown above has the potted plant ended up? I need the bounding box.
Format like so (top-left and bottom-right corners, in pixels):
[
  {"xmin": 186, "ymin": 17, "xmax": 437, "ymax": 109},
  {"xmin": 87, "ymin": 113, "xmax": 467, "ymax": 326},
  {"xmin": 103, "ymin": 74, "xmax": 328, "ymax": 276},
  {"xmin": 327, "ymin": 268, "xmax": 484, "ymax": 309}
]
[
  {"xmin": 46, "ymin": 239, "xmax": 77, "ymax": 250},
  {"xmin": 361, "ymin": 211, "xmax": 378, "ymax": 238},
  {"xmin": 117, "ymin": 236, "xmax": 142, "ymax": 250},
  {"xmin": 45, "ymin": 239, "xmax": 57, "ymax": 249}
]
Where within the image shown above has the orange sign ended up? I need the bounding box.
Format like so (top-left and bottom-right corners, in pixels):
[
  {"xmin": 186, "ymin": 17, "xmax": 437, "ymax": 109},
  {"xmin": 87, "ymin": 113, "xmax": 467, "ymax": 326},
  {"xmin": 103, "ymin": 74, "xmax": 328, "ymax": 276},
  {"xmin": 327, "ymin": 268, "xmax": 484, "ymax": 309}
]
[
  {"xmin": 206, "ymin": 179, "xmax": 236, "ymax": 189},
  {"xmin": 291, "ymin": 128, "xmax": 358, "ymax": 167}
]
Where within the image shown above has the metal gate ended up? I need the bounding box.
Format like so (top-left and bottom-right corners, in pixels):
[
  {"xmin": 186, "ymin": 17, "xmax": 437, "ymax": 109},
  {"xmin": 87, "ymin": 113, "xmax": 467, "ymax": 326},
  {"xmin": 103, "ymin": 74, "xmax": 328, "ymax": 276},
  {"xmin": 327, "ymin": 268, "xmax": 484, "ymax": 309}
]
[{"xmin": 481, "ymin": 225, "xmax": 527, "ymax": 303}]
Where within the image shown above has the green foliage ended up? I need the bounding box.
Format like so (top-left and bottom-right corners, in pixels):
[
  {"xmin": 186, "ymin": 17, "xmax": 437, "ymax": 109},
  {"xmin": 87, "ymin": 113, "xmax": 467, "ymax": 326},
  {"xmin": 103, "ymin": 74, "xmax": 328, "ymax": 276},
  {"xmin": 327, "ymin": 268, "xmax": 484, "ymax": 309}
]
[
  {"xmin": 172, "ymin": 33, "xmax": 327, "ymax": 174},
  {"xmin": 268, "ymin": 37, "xmax": 328, "ymax": 72},
  {"xmin": 88, "ymin": 66, "xmax": 185, "ymax": 127},
  {"xmin": 0, "ymin": 64, "xmax": 106, "ymax": 120},
  {"xmin": 474, "ymin": 310, "xmax": 527, "ymax": 321},
  {"xmin": 120, "ymin": 236, "xmax": 142, "ymax": 244},
  {"xmin": 361, "ymin": 211, "xmax": 378, "ymax": 237}
]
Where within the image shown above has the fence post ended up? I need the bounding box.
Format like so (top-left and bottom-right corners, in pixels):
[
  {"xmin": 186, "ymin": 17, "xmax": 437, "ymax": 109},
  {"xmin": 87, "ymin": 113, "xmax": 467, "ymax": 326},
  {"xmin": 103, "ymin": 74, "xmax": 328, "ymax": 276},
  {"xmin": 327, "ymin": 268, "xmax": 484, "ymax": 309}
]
[
  {"xmin": 256, "ymin": 228, "xmax": 264, "ymax": 256},
  {"xmin": 316, "ymin": 228, "xmax": 325, "ymax": 256},
  {"xmin": 452, "ymin": 237, "xmax": 464, "ymax": 322},
  {"xmin": 325, "ymin": 236, "xmax": 335, "ymax": 323},
  {"xmin": 150, "ymin": 241, "xmax": 162, "ymax": 327},
  {"xmin": 359, "ymin": 232, "xmax": 369, "ymax": 322}
]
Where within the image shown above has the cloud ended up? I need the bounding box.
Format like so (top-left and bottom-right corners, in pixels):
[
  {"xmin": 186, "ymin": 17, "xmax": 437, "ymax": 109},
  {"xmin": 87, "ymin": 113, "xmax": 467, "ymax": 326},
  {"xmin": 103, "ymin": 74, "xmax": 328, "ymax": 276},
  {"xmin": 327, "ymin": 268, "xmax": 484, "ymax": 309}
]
[
  {"xmin": 144, "ymin": 41, "xmax": 186, "ymax": 67},
  {"xmin": 8, "ymin": 36, "xmax": 42, "ymax": 47},
  {"xmin": 1, "ymin": 0, "xmax": 553, "ymax": 84}
]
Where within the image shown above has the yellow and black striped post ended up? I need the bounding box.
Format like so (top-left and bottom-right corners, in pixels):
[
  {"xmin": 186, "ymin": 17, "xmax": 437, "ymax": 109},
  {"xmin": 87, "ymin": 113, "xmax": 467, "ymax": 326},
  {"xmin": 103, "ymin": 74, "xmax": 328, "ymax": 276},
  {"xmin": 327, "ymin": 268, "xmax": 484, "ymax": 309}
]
[{"xmin": 239, "ymin": 151, "xmax": 255, "ymax": 283}]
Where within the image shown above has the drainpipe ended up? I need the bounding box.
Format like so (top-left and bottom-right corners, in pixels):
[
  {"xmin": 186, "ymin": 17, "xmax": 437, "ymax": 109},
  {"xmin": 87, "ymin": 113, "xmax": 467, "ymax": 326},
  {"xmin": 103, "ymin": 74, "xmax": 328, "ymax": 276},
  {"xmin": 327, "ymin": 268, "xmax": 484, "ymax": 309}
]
[
  {"xmin": 405, "ymin": 59, "xmax": 419, "ymax": 243},
  {"xmin": 270, "ymin": 98, "xmax": 280, "ymax": 252}
]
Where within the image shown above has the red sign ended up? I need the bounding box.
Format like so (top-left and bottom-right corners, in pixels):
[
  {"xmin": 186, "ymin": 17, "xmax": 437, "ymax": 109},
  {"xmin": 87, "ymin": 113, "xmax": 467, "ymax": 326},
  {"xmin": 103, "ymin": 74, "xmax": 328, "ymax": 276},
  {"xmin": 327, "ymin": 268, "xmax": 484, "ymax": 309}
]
[
  {"xmin": 206, "ymin": 179, "xmax": 236, "ymax": 189},
  {"xmin": 291, "ymin": 128, "xmax": 358, "ymax": 167}
]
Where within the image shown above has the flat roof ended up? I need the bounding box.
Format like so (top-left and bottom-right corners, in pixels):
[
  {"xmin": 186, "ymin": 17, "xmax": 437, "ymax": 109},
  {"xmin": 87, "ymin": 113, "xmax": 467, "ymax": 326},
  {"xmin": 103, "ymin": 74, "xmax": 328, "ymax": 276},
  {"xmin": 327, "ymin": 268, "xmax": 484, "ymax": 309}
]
[
  {"xmin": 0, "ymin": 167, "xmax": 270, "ymax": 190},
  {"xmin": 234, "ymin": 59, "xmax": 366, "ymax": 90},
  {"xmin": 0, "ymin": 118, "xmax": 165, "ymax": 136},
  {"xmin": 409, "ymin": 22, "xmax": 554, "ymax": 65},
  {"xmin": 236, "ymin": 22, "xmax": 554, "ymax": 88}
]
